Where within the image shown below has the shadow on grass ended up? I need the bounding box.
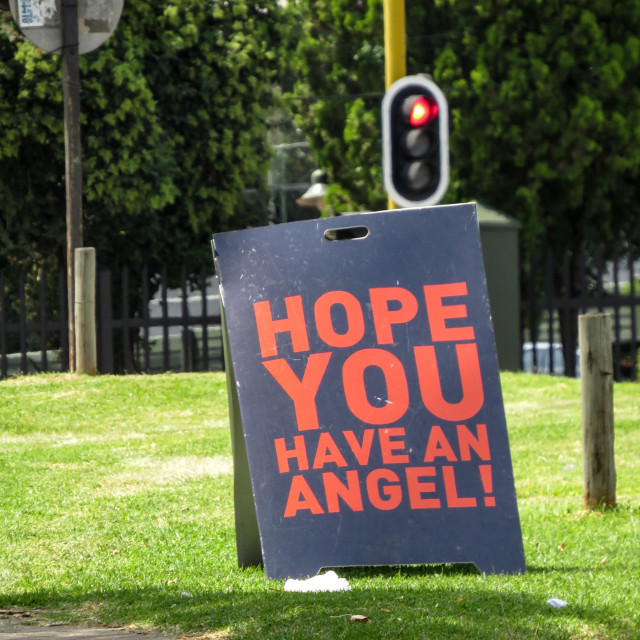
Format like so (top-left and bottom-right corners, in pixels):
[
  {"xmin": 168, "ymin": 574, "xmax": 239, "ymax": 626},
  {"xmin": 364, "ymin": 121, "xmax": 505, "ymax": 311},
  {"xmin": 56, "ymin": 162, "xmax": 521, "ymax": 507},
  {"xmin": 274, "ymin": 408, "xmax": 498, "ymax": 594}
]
[
  {"xmin": 524, "ymin": 563, "xmax": 606, "ymax": 574},
  {"xmin": 339, "ymin": 562, "xmax": 481, "ymax": 579},
  {"xmin": 2, "ymin": 571, "xmax": 637, "ymax": 640}
]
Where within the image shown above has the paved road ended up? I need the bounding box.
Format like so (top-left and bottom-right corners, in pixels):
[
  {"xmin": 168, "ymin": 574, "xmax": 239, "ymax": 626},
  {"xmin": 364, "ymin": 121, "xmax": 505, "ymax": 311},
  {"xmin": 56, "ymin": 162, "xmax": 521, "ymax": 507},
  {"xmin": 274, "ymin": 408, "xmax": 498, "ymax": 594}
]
[
  {"xmin": 0, "ymin": 626, "xmax": 163, "ymax": 639},
  {"xmin": 0, "ymin": 619, "xmax": 174, "ymax": 640}
]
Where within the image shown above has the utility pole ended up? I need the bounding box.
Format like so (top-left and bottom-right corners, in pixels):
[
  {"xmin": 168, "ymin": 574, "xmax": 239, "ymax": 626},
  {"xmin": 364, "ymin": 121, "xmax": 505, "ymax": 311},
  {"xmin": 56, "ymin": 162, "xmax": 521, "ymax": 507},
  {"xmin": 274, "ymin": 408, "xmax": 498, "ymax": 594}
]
[
  {"xmin": 383, "ymin": 0, "xmax": 406, "ymax": 209},
  {"xmin": 62, "ymin": 0, "xmax": 84, "ymax": 371}
]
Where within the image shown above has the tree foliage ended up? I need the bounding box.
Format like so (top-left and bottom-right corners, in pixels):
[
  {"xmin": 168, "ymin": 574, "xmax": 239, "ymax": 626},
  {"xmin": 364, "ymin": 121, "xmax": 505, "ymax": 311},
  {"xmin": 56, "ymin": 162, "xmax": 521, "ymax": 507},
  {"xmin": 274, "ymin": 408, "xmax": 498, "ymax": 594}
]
[
  {"xmin": 0, "ymin": 0, "xmax": 293, "ymax": 280},
  {"xmin": 436, "ymin": 0, "xmax": 640, "ymax": 256},
  {"xmin": 286, "ymin": 0, "xmax": 387, "ymax": 212},
  {"xmin": 289, "ymin": 0, "xmax": 640, "ymax": 257}
]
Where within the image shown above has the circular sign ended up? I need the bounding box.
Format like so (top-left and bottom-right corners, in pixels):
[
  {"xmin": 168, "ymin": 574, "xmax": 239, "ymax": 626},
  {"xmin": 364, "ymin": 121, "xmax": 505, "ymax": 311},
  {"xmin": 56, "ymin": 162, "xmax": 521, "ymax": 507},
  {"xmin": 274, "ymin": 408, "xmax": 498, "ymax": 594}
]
[{"xmin": 9, "ymin": 0, "xmax": 124, "ymax": 55}]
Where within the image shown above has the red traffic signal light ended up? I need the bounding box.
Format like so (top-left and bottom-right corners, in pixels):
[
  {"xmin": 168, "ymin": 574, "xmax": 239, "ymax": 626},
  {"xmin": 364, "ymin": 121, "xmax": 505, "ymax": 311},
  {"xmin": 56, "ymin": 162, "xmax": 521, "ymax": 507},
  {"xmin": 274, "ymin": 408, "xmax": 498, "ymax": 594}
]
[
  {"xmin": 406, "ymin": 95, "xmax": 438, "ymax": 127},
  {"xmin": 382, "ymin": 76, "xmax": 449, "ymax": 208}
]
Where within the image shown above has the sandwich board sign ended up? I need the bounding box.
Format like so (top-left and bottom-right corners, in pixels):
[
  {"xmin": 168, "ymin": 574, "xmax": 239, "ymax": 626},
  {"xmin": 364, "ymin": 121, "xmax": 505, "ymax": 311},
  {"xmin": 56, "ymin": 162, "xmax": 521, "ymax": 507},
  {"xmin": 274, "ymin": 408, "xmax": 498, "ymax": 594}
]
[{"xmin": 212, "ymin": 203, "xmax": 526, "ymax": 580}]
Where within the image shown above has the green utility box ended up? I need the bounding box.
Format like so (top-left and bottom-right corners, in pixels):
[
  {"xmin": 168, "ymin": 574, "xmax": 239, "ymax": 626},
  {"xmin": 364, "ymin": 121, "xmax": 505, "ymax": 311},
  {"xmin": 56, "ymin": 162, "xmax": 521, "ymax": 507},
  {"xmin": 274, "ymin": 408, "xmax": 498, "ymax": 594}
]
[{"xmin": 477, "ymin": 203, "xmax": 521, "ymax": 372}]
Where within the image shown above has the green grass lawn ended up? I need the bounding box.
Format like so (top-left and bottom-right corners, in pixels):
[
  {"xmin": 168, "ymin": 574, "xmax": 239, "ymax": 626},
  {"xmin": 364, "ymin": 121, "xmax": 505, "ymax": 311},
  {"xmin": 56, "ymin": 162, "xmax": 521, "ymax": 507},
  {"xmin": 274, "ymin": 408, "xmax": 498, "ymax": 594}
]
[{"xmin": 0, "ymin": 371, "xmax": 638, "ymax": 639}]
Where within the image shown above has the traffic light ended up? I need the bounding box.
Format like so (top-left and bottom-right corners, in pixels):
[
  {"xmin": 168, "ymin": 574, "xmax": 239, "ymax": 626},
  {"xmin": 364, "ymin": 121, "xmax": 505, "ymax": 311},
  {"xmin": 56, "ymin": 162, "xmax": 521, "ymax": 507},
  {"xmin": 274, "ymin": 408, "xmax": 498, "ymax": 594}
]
[{"xmin": 382, "ymin": 75, "xmax": 449, "ymax": 208}]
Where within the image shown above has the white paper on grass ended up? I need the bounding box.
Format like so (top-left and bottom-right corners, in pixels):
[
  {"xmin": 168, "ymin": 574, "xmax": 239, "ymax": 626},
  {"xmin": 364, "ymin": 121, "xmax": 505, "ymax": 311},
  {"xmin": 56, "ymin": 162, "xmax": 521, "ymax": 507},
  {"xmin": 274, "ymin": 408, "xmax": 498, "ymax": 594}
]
[
  {"xmin": 546, "ymin": 598, "xmax": 568, "ymax": 608},
  {"xmin": 284, "ymin": 570, "xmax": 351, "ymax": 593}
]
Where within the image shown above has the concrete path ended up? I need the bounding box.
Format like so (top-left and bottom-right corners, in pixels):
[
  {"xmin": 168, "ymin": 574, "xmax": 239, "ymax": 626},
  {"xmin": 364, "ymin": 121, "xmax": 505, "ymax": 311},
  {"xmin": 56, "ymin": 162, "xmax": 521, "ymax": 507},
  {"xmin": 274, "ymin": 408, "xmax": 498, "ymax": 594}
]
[
  {"xmin": 0, "ymin": 625, "xmax": 165, "ymax": 639},
  {"xmin": 0, "ymin": 619, "xmax": 175, "ymax": 640}
]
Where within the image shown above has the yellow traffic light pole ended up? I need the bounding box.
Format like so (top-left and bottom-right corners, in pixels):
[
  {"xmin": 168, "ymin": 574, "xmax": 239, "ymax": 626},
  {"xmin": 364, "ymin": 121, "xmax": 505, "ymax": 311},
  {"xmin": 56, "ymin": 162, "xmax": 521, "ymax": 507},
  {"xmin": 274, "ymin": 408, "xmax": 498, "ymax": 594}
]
[
  {"xmin": 383, "ymin": 0, "xmax": 406, "ymax": 209},
  {"xmin": 384, "ymin": 0, "xmax": 406, "ymax": 89}
]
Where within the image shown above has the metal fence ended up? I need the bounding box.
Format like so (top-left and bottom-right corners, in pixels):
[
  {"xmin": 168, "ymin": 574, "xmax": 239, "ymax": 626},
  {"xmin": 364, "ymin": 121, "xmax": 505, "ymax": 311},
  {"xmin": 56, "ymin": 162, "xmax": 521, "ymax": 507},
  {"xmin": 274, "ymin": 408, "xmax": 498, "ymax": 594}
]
[
  {"xmin": 2, "ymin": 249, "xmax": 639, "ymax": 380},
  {"xmin": 0, "ymin": 265, "xmax": 224, "ymax": 378},
  {"xmin": 97, "ymin": 265, "xmax": 223, "ymax": 375},
  {"xmin": 521, "ymin": 247, "xmax": 640, "ymax": 381},
  {"xmin": 0, "ymin": 268, "xmax": 68, "ymax": 378}
]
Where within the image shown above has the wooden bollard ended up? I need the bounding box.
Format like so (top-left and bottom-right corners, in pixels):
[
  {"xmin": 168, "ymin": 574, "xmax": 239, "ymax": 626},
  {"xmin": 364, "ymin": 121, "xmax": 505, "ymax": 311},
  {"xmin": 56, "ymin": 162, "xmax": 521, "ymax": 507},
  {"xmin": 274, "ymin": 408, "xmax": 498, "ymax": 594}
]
[
  {"xmin": 74, "ymin": 247, "xmax": 98, "ymax": 375},
  {"xmin": 578, "ymin": 313, "xmax": 615, "ymax": 509}
]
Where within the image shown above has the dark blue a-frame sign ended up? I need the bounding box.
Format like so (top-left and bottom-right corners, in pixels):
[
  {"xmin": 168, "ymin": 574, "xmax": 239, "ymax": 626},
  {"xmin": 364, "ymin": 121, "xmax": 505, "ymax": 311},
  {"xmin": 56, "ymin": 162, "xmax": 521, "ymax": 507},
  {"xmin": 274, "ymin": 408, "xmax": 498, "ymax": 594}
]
[{"xmin": 212, "ymin": 203, "xmax": 526, "ymax": 580}]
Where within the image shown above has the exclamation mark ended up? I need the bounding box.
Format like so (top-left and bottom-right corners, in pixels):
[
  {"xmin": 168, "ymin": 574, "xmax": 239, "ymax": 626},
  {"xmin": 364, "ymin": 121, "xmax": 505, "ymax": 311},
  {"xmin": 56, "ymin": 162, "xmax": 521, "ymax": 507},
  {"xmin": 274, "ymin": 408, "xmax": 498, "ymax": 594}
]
[{"xmin": 479, "ymin": 465, "xmax": 496, "ymax": 507}]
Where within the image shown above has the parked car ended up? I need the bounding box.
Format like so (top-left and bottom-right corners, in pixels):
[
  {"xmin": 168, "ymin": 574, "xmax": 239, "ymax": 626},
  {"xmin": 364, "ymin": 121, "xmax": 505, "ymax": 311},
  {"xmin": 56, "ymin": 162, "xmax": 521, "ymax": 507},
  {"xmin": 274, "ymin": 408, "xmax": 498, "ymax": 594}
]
[{"xmin": 521, "ymin": 341, "xmax": 580, "ymax": 377}]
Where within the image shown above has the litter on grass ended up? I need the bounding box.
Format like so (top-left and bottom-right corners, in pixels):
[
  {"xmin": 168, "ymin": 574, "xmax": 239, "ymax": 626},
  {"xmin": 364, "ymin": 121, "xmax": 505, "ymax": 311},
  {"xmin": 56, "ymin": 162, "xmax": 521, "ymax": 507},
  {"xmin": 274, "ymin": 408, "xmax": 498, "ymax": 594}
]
[
  {"xmin": 284, "ymin": 571, "xmax": 351, "ymax": 593},
  {"xmin": 546, "ymin": 598, "xmax": 568, "ymax": 609},
  {"xmin": 349, "ymin": 614, "xmax": 369, "ymax": 623}
]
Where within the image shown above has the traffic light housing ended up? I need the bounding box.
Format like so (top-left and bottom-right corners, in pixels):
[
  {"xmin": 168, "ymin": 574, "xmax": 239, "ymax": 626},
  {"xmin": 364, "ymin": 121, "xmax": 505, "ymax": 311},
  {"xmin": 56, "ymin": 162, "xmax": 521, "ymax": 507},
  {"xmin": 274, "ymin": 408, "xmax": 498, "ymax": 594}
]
[{"xmin": 382, "ymin": 75, "xmax": 449, "ymax": 208}]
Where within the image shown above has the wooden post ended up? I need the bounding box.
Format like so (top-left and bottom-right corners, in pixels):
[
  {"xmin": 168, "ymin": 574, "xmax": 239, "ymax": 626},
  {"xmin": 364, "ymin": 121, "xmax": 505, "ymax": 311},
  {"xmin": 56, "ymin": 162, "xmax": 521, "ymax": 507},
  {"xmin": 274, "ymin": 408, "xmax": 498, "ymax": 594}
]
[
  {"xmin": 579, "ymin": 313, "xmax": 615, "ymax": 509},
  {"xmin": 75, "ymin": 247, "xmax": 97, "ymax": 375}
]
